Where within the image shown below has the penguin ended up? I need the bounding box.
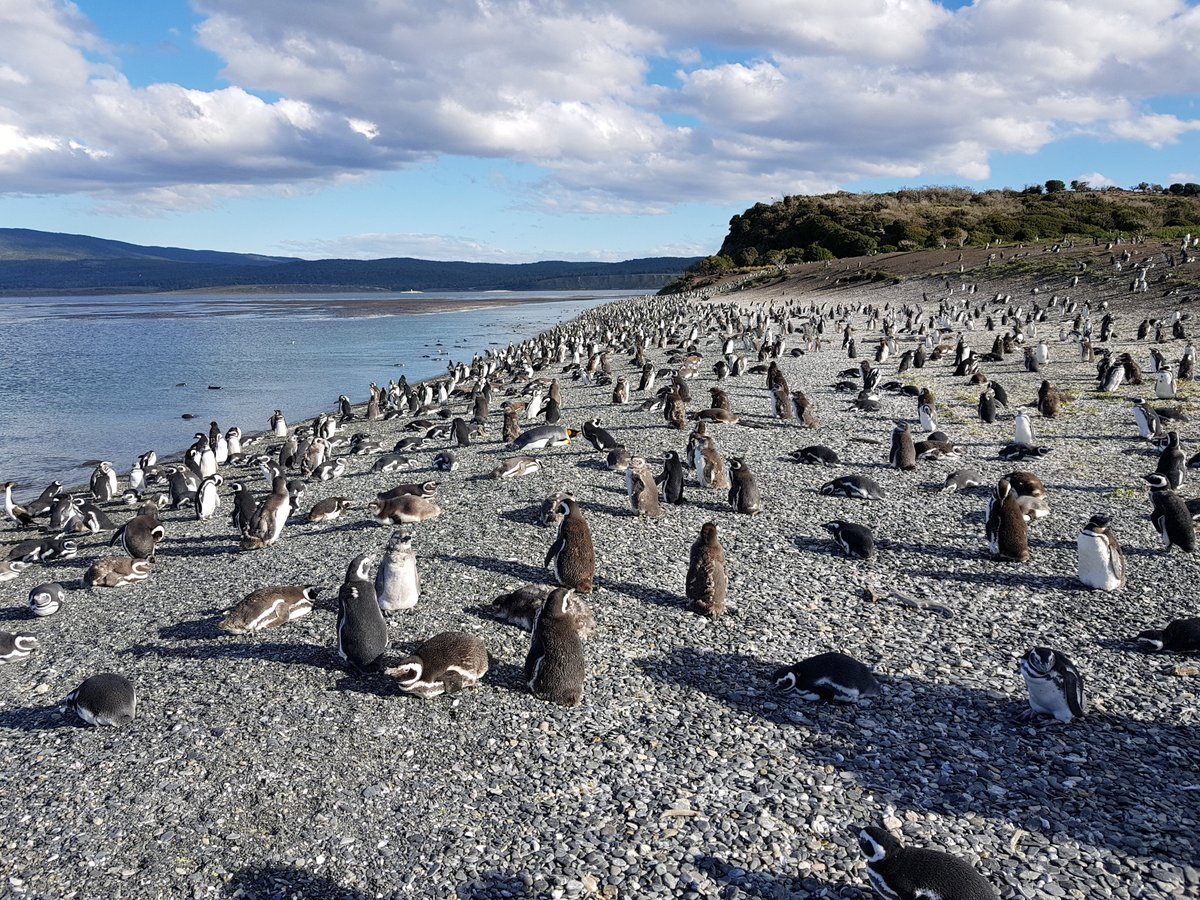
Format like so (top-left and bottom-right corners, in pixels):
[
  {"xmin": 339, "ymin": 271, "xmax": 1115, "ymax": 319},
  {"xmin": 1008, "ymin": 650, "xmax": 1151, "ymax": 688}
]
[
  {"xmin": 243, "ymin": 476, "xmax": 292, "ymax": 550},
  {"xmin": 605, "ymin": 447, "xmax": 632, "ymax": 472},
  {"xmin": 917, "ymin": 402, "xmax": 937, "ymax": 434},
  {"xmin": 819, "ymin": 475, "xmax": 886, "ymax": 501},
  {"xmin": 89, "ymin": 461, "xmax": 118, "ymax": 502},
  {"xmin": 824, "ymin": 521, "xmax": 875, "ymax": 560},
  {"xmin": 650, "ymin": 450, "xmax": 684, "ymax": 505},
  {"xmin": 977, "ymin": 388, "xmax": 996, "ymax": 424},
  {"xmin": 772, "ymin": 652, "xmax": 880, "ymax": 702},
  {"xmin": 385, "ymin": 632, "xmax": 489, "ymax": 698},
  {"xmin": 544, "ymin": 498, "xmax": 595, "ymax": 593},
  {"xmin": 270, "ymin": 409, "xmax": 288, "ymax": 437},
  {"xmin": 371, "ymin": 453, "xmax": 415, "ymax": 474},
  {"xmin": 8, "ymin": 535, "xmax": 78, "ymax": 563},
  {"xmin": 1076, "ymin": 514, "xmax": 1125, "ymax": 591},
  {"xmin": 524, "ymin": 587, "xmax": 586, "ymax": 706},
  {"xmin": 28, "ymin": 582, "xmax": 65, "ymax": 617},
  {"xmin": 512, "ymin": 424, "xmax": 575, "ymax": 450},
  {"xmin": 664, "ymin": 385, "xmax": 687, "ymax": 430},
  {"xmin": 1136, "ymin": 617, "xmax": 1200, "ymax": 653},
  {"xmin": 857, "ymin": 826, "xmax": 998, "ymax": 900},
  {"xmin": 64, "ymin": 672, "xmax": 137, "ymax": 727},
  {"xmin": 0, "ymin": 631, "xmax": 38, "ymax": 664},
  {"xmin": 1013, "ymin": 410, "xmax": 1035, "ymax": 447},
  {"xmin": 611, "ymin": 376, "xmax": 629, "ymax": 405},
  {"xmin": 1156, "ymin": 430, "xmax": 1185, "ymax": 488},
  {"xmin": 888, "ymin": 421, "xmax": 917, "ymax": 471},
  {"xmin": 1144, "ymin": 472, "xmax": 1195, "ymax": 552},
  {"xmin": 501, "ymin": 402, "xmax": 524, "ymax": 443},
  {"xmin": 84, "ymin": 558, "xmax": 152, "ymax": 589},
  {"xmin": 695, "ymin": 436, "xmax": 730, "ymax": 490},
  {"xmin": 375, "ymin": 531, "xmax": 420, "ymax": 614},
  {"xmin": 230, "ymin": 483, "xmax": 257, "ymax": 535},
  {"xmin": 1132, "ymin": 398, "xmax": 1162, "ymax": 440},
  {"xmin": 1156, "ymin": 369, "xmax": 1178, "ymax": 400},
  {"xmin": 686, "ymin": 521, "xmax": 728, "ymax": 618},
  {"xmin": 451, "ymin": 417, "xmax": 472, "ymax": 447},
  {"xmin": 626, "ymin": 457, "xmax": 663, "ymax": 518},
  {"xmin": 367, "ymin": 494, "xmax": 443, "ymax": 525},
  {"xmin": 193, "ymin": 474, "xmax": 222, "ymax": 520},
  {"xmin": 219, "ymin": 585, "xmax": 317, "ymax": 633},
  {"xmin": 789, "ymin": 445, "xmax": 839, "ymax": 466},
  {"xmin": 0, "ymin": 560, "xmax": 32, "ymax": 583},
  {"xmin": 537, "ymin": 491, "xmax": 574, "ymax": 527},
  {"xmin": 490, "ymin": 584, "xmax": 597, "ymax": 638},
  {"xmin": 307, "ymin": 496, "xmax": 353, "ymax": 523},
  {"xmin": 727, "ymin": 457, "xmax": 762, "ymax": 514},
  {"xmin": 336, "ymin": 554, "xmax": 388, "ymax": 673},
  {"xmin": 1020, "ymin": 646, "xmax": 1086, "ymax": 723},
  {"xmin": 998, "ymin": 443, "xmax": 1051, "ymax": 462},
  {"xmin": 377, "ymin": 480, "xmax": 439, "ymax": 501},
  {"xmin": 941, "ymin": 468, "xmax": 985, "ymax": 493},
  {"xmin": 311, "ymin": 458, "xmax": 347, "ymax": 481},
  {"xmin": 985, "ymin": 478, "xmax": 1031, "ymax": 562},
  {"xmin": 491, "ymin": 456, "xmax": 541, "ymax": 479},
  {"xmin": 1, "ymin": 481, "xmax": 37, "ymax": 526}
]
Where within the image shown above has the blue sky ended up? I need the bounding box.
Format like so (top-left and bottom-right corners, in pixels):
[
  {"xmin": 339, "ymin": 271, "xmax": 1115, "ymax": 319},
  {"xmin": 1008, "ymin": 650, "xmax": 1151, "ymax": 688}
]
[{"xmin": 0, "ymin": 0, "xmax": 1198, "ymax": 262}]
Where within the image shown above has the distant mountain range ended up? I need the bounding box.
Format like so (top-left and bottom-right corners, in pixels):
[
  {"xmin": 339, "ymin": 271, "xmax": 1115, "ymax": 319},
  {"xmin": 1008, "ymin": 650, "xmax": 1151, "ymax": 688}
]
[{"xmin": 0, "ymin": 228, "xmax": 702, "ymax": 294}]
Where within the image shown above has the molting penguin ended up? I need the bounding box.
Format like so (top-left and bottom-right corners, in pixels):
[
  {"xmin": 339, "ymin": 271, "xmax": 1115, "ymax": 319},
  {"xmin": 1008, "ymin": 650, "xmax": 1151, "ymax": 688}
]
[
  {"xmin": 307, "ymin": 496, "xmax": 353, "ymax": 523},
  {"xmin": 985, "ymin": 477, "xmax": 1030, "ymax": 562},
  {"xmin": 790, "ymin": 445, "xmax": 839, "ymax": 467},
  {"xmin": 490, "ymin": 584, "xmax": 596, "ymax": 638},
  {"xmin": 491, "ymin": 456, "xmax": 541, "ymax": 479},
  {"xmin": 1020, "ymin": 646, "xmax": 1086, "ymax": 723},
  {"xmin": 888, "ymin": 421, "xmax": 917, "ymax": 471},
  {"xmin": 524, "ymin": 587, "xmax": 586, "ymax": 706},
  {"xmin": 243, "ymin": 476, "xmax": 292, "ymax": 550},
  {"xmin": 84, "ymin": 558, "xmax": 152, "ymax": 589},
  {"xmin": 824, "ymin": 521, "xmax": 875, "ymax": 560},
  {"xmin": 367, "ymin": 494, "xmax": 442, "ymax": 525},
  {"xmin": 375, "ymin": 531, "xmax": 420, "ymax": 614},
  {"xmin": 772, "ymin": 652, "xmax": 880, "ymax": 702},
  {"xmin": 219, "ymin": 585, "xmax": 317, "ymax": 633},
  {"xmin": 336, "ymin": 554, "xmax": 388, "ymax": 673},
  {"xmin": 544, "ymin": 498, "xmax": 595, "ymax": 593},
  {"xmin": 1156, "ymin": 430, "xmax": 1185, "ymax": 488},
  {"xmin": 625, "ymin": 457, "xmax": 663, "ymax": 518},
  {"xmin": 385, "ymin": 632, "xmax": 489, "ymax": 698},
  {"xmin": 857, "ymin": 826, "xmax": 998, "ymax": 900},
  {"xmin": 1076, "ymin": 514, "xmax": 1125, "ymax": 591},
  {"xmin": 1144, "ymin": 472, "xmax": 1195, "ymax": 552},
  {"xmin": 63, "ymin": 673, "xmax": 136, "ymax": 727},
  {"xmin": 1136, "ymin": 617, "xmax": 1200, "ymax": 653},
  {"xmin": 686, "ymin": 521, "xmax": 728, "ymax": 618},
  {"xmin": 727, "ymin": 457, "xmax": 762, "ymax": 514}
]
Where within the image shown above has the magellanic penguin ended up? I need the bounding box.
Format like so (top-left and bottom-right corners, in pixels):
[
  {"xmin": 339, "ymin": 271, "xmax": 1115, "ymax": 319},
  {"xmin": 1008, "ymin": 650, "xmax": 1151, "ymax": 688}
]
[
  {"xmin": 242, "ymin": 476, "xmax": 292, "ymax": 550},
  {"xmin": 63, "ymin": 673, "xmax": 137, "ymax": 727},
  {"xmin": 790, "ymin": 445, "xmax": 839, "ymax": 467},
  {"xmin": 978, "ymin": 388, "xmax": 997, "ymax": 424},
  {"xmin": 1156, "ymin": 430, "xmax": 1185, "ymax": 488},
  {"xmin": 375, "ymin": 531, "xmax": 420, "ymax": 614},
  {"xmin": 888, "ymin": 421, "xmax": 917, "ymax": 471},
  {"xmin": 0, "ymin": 560, "xmax": 31, "ymax": 583},
  {"xmin": 336, "ymin": 554, "xmax": 389, "ymax": 673},
  {"xmin": 524, "ymin": 587, "xmax": 586, "ymax": 706},
  {"xmin": 491, "ymin": 456, "xmax": 541, "ymax": 479},
  {"xmin": 377, "ymin": 480, "xmax": 438, "ymax": 501},
  {"xmin": 824, "ymin": 521, "xmax": 876, "ymax": 560},
  {"xmin": 686, "ymin": 521, "xmax": 728, "ymax": 618},
  {"xmin": 819, "ymin": 475, "xmax": 886, "ymax": 501},
  {"xmin": 772, "ymin": 652, "xmax": 880, "ymax": 703},
  {"xmin": 90, "ymin": 461, "xmax": 118, "ymax": 502},
  {"xmin": 29, "ymin": 582, "xmax": 66, "ymax": 616},
  {"xmin": 307, "ymin": 496, "xmax": 353, "ymax": 523},
  {"xmin": 656, "ymin": 451, "xmax": 687, "ymax": 504},
  {"xmin": 583, "ymin": 419, "xmax": 620, "ymax": 451},
  {"xmin": 1013, "ymin": 410, "xmax": 1035, "ymax": 447},
  {"xmin": 1136, "ymin": 617, "xmax": 1200, "ymax": 653},
  {"xmin": 857, "ymin": 826, "xmax": 998, "ymax": 900},
  {"xmin": 489, "ymin": 583, "xmax": 597, "ymax": 638},
  {"xmin": 194, "ymin": 474, "xmax": 222, "ymax": 520},
  {"xmin": 625, "ymin": 457, "xmax": 663, "ymax": 518},
  {"xmin": 985, "ymin": 478, "xmax": 1031, "ymax": 562},
  {"xmin": 695, "ymin": 436, "xmax": 730, "ymax": 490},
  {"xmin": 111, "ymin": 502, "xmax": 165, "ymax": 561},
  {"xmin": 1144, "ymin": 473, "xmax": 1195, "ymax": 552},
  {"xmin": 545, "ymin": 498, "xmax": 595, "ymax": 593},
  {"xmin": 219, "ymin": 585, "xmax": 317, "ymax": 633},
  {"xmin": 537, "ymin": 491, "xmax": 574, "ymax": 527},
  {"xmin": 367, "ymin": 494, "xmax": 442, "ymax": 525},
  {"xmin": 942, "ymin": 468, "xmax": 985, "ymax": 493},
  {"xmin": 432, "ymin": 449, "xmax": 458, "ymax": 472},
  {"xmin": 1076, "ymin": 514, "xmax": 1125, "ymax": 591},
  {"xmin": 270, "ymin": 409, "xmax": 288, "ymax": 437},
  {"xmin": 727, "ymin": 457, "xmax": 762, "ymax": 514},
  {"xmin": 0, "ymin": 631, "xmax": 38, "ymax": 664},
  {"xmin": 1020, "ymin": 646, "xmax": 1086, "ymax": 723},
  {"xmin": 385, "ymin": 632, "xmax": 489, "ymax": 698},
  {"xmin": 84, "ymin": 558, "xmax": 152, "ymax": 589}
]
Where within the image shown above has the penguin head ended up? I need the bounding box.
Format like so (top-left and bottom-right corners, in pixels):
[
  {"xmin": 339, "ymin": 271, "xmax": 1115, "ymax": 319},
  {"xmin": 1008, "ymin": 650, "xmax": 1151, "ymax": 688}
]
[
  {"xmin": 346, "ymin": 554, "xmax": 374, "ymax": 583},
  {"xmin": 857, "ymin": 826, "xmax": 900, "ymax": 862},
  {"xmin": 1022, "ymin": 646, "xmax": 1056, "ymax": 675},
  {"xmin": 995, "ymin": 478, "xmax": 1013, "ymax": 501},
  {"xmin": 386, "ymin": 657, "xmax": 424, "ymax": 687},
  {"xmin": 1084, "ymin": 513, "xmax": 1112, "ymax": 532},
  {"xmin": 770, "ymin": 667, "xmax": 797, "ymax": 694},
  {"xmin": 1143, "ymin": 473, "xmax": 1170, "ymax": 492},
  {"xmin": 822, "ymin": 521, "xmax": 845, "ymax": 536},
  {"xmin": 544, "ymin": 587, "xmax": 575, "ymax": 619},
  {"xmin": 1134, "ymin": 629, "xmax": 1165, "ymax": 652}
]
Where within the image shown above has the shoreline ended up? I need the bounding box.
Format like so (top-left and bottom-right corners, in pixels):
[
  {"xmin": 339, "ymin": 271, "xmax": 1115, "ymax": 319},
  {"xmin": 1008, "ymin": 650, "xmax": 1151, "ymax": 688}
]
[{"xmin": 1, "ymin": 248, "xmax": 1197, "ymax": 898}]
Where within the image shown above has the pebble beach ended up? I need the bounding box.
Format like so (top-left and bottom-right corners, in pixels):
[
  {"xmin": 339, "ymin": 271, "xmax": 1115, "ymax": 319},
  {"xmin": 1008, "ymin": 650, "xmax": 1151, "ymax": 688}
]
[{"xmin": 2, "ymin": 242, "xmax": 1199, "ymax": 900}]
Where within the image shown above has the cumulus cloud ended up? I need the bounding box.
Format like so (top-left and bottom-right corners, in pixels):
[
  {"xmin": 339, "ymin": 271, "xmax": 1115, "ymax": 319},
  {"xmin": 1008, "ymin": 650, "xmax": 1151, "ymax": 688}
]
[{"xmin": 1, "ymin": 0, "xmax": 1199, "ymax": 212}]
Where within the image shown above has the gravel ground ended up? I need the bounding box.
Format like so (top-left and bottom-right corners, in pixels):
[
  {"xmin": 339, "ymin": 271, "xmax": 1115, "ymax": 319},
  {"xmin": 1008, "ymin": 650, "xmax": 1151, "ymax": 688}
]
[{"xmin": 2, "ymin": 239, "xmax": 1200, "ymax": 899}]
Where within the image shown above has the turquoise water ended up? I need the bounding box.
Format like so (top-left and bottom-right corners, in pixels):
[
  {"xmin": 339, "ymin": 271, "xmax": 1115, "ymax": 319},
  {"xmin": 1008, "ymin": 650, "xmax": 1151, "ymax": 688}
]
[{"xmin": 0, "ymin": 290, "xmax": 624, "ymax": 499}]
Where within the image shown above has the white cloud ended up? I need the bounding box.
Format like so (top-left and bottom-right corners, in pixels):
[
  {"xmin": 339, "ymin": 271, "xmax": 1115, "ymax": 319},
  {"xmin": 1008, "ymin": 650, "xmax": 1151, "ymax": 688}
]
[{"xmin": 0, "ymin": 0, "xmax": 1199, "ymax": 213}]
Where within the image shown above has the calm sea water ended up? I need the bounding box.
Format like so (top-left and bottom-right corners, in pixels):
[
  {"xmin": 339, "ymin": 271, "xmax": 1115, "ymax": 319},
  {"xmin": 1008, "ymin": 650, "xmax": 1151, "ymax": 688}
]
[{"xmin": 0, "ymin": 290, "xmax": 626, "ymax": 500}]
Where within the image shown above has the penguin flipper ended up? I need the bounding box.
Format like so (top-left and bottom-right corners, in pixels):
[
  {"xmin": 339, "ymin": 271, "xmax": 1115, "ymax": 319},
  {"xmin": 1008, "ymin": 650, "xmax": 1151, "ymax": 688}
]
[
  {"xmin": 544, "ymin": 536, "xmax": 564, "ymax": 569},
  {"xmin": 109, "ymin": 525, "xmax": 125, "ymax": 548}
]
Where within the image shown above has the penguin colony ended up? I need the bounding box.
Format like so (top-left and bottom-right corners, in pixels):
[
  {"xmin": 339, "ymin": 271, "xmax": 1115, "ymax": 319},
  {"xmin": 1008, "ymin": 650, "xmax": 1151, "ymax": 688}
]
[{"xmin": 2, "ymin": 240, "xmax": 1200, "ymax": 896}]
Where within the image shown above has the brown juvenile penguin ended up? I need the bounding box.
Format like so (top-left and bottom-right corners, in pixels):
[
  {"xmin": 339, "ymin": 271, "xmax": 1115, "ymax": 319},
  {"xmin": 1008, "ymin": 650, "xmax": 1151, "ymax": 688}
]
[
  {"xmin": 524, "ymin": 587, "xmax": 586, "ymax": 706},
  {"xmin": 727, "ymin": 458, "xmax": 762, "ymax": 514},
  {"xmin": 687, "ymin": 521, "xmax": 728, "ymax": 618},
  {"xmin": 986, "ymin": 477, "xmax": 1031, "ymax": 562},
  {"xmin": 626, "ymin": 457, "xmax": 663, "ymax": 518},
  {"xmin": 544, "ymin": 498, "xmax": 595, "ymax": 593}
]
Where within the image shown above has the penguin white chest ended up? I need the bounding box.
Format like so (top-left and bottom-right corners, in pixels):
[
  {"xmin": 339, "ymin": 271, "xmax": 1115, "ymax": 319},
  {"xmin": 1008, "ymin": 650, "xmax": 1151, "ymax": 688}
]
[
  {"xmin": 1023, "ymin": 672, "xmax": 1071, "ymax": 721},
  {"xmin": 1076, "ymin": 533, "xmax": 1119, "ymax": 591}
]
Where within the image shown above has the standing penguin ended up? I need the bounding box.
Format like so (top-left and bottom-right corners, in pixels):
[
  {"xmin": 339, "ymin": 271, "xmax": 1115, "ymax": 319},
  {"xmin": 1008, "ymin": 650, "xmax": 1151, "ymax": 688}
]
[
  {"xmin": 978, "ymin": 388, "xmax": 997, "ymax": 424},
  {"xmin": 1013, "ymin": 410, "xmax": 1035, "ymax": 447},
  {"xmin": 695, "ymin": 436, "xmax": 730, "ymax": 490},
  {"xmin": 524, "ymin": 587, "xmax": 586, "ymax": 706},
  {"xmin": 1156, "ymin": 430, "xmax": 1185, "ymax": 488},
  {"xmin": 1144, "ymin": 473, "xmax": 1195, "ymax": 552},
  {"xmin": 451, "ymin": 417, "xmax": 472, "ymax": 447},
  {"xmin": 111, "ymin": 502, "xmax": 165, "ymax": 561},
  {"xmin": 686, "ymin": 521, "xmax": 728, "ymax": 618},
  {"xmin": 656, "ymin": 450, "xmax": 687, "ymax": 504},
  {"xmin": 985, "ymin": 478, "xmax": 1031, "ymax": 561},
  {"xmin": 90, "ymin": 462, "xmax": 118, "ymax": 502},
  {"xmin": 888, "ymin": 421, "xmax": 917, "ymax": 471},
  {"xmin": 1132, "ymin": 399, "xmax": 1161, "ymax": 440},
  {"xmin": 1020, "ymin": 646, "xmax": 1086, "ymax": 723},
  {"xmin": 270, "ymin": 409, "xmax": 288, "ymax": 437},
  {"xmin": 243, "ymin": 476, "xmax": 292, "ymax": 550},
  {"xmin": 544, "ymin": 498, "xmax": 595, "ymax": 593},
  {"xmin": 727, "ymin": 458, "xmax": 762, "ymax": 514},
  {"xmin": 193, "ymin": 474, "xmax": 222, "ymax": 521},
  {"xmin": 857, "ymin": 827, "xmax": 998, "ymax": 900},
  {"xmin": 336, "ymin": 554, "xmax": 388, "ymax": 673},
  {"xmin": 625, "ymin": 458, "xmax": 663, "ymax": 518},
  {"xmin": 1076, "ymin": 513, "xmax": 1125, "ymax": 591},
  {"xmin": 375, "ymin": 531, "xmax": 420, "ymax": 614}
]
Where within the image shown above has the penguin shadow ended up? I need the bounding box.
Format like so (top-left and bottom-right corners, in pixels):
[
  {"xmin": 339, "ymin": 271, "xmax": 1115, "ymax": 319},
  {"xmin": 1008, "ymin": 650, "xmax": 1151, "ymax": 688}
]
[
  {"xmin": 157, "ymin": 612, "xmax": 225, "ymax": 641},
  {"xmin": 120, "ymin": 637, "xmax": 339, "ymax": 670},
  {"xmin": 223, "ymin": 865, "xmax": 370, "ymax": 900},
  {"xmin": 432, "ymin": 552, "xmax": 548, "ymax": 584},
  {"xmin": 1044, "ymin": 483, "xmax": 1120, "ymax": 494},
  {"xmin": 312, "ymin": 518, "xmax": 378, "ymax": 535},
  {"xmin": 598, "ymin": 576, "xmax": 683, "ymax": 609},
  {"xmin": 0, "ymin": 603, "xmax": 34, "ymax": 622},
  {"xmin": 333, "ymin": 667, "xmax": 405, "ymax": 698},
  {"xmin": 878, "ymin": 539, "xmax": 984, "ymax": 562},
  {"xmin": 692, "ymin": 855, "xmax": 864, "ymax": 900},
  {"xmin": 687, "ymin": 498, "xmax": 732, "ymax": 514},
  {"xmin": 793, "ymin": 535, "xmax": 837, "ymax": 557},
  {"xmin": 456, "ymin": 872, "xmax": 541, "ymax": 899},
  {"xmin": 585, "ymin": 501, "xmax": 634, "ymax": 519},
  {"xmin": 911, "ymin": 567, "xmax": 1081, "ymax": 592},
  {"xmin": 484, "ymin": 657, "xmax": 529, "ymax": 695},
  {"xmin": 574, "ymin": 458, "xmax": 610, "ymax": 472},
  {"xmin": 498, "ymin": 505, "xmax": 544, "ymax": 526},
  {"xmin": 0, "ymin": 704, "xmax": 79, "ymax": 732}
]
